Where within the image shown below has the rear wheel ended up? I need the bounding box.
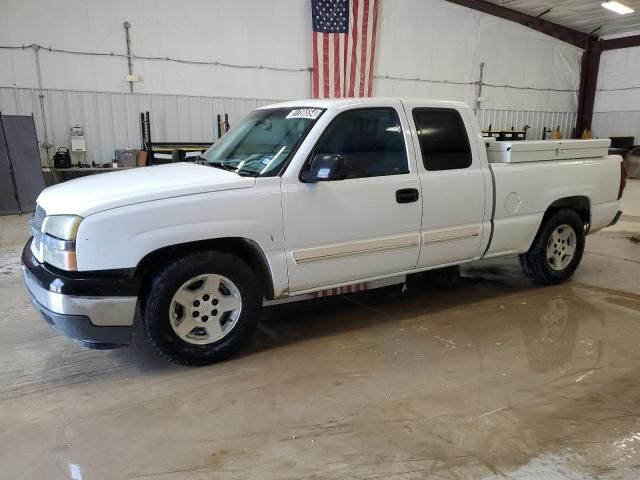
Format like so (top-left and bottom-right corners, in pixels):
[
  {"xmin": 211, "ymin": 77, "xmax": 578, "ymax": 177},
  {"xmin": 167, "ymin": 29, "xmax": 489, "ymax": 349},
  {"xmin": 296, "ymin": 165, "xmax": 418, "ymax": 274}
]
[
  {"xmin": 519, "ymin": 209, "xmax": 585, "ymax": 285},
  {"xmin": 143, "ymin": 251, "xmax": 261, "ymax": 365}
]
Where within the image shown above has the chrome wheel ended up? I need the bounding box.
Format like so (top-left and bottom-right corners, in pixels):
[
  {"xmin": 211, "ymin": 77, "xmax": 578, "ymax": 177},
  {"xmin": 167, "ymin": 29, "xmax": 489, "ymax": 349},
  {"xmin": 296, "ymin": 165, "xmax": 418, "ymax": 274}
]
[
  {"xmin": 169, "ymin": 274, "xmax": 242, "ymax": 345},
  {"xmin": 546, "ymin": 224, "xmax": 577, "ymax": 271}
]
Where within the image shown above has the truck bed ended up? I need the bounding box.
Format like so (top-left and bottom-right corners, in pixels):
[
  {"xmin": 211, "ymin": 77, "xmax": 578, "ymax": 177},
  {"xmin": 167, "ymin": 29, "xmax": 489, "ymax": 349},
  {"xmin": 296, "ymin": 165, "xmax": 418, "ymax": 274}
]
[{"xmin": 485, "ymin": 154, "xmax": 622, "ymax": 258}]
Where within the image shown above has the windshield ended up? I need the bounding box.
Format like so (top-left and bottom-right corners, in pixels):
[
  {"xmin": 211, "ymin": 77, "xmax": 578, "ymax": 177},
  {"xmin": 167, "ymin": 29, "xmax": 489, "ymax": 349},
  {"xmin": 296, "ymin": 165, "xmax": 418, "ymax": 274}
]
[{"xmin": 200, "ymin": 107, "xmax": 324, "ymax": 177}]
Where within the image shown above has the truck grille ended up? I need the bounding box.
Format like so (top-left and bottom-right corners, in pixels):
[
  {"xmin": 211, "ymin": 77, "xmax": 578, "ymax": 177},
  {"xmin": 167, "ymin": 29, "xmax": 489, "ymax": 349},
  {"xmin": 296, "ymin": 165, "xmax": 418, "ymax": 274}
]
[
  {"xmin": 29, "ymin": 205, "xmax": 46, "ymax": 261},
  {"xmin": 32, "ymin": 205, "xmax": 46, "ymax": 230}
]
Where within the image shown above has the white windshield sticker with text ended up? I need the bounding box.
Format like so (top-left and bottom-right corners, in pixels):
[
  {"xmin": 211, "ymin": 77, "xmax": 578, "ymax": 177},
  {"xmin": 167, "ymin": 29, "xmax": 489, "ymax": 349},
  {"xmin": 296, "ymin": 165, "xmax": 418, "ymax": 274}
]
[{"xmin": 286, "ymin": 109, "xmax": 322, "ymax": 120}]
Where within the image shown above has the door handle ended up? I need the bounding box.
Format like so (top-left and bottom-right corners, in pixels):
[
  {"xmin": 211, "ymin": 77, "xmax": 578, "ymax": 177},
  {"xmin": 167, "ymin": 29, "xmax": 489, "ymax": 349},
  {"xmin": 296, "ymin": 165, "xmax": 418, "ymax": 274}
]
[{"xmin": 396, "ymin": 188, "xmax": 419, "ymax": 204}]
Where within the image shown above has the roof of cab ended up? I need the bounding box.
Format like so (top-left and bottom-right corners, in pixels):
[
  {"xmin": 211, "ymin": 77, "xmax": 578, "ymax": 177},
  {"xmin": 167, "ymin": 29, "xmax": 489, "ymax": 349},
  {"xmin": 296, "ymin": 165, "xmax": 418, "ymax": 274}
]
[{"xmin": 259, "ymin": 98, "xmax": 468, "ymax": 110}]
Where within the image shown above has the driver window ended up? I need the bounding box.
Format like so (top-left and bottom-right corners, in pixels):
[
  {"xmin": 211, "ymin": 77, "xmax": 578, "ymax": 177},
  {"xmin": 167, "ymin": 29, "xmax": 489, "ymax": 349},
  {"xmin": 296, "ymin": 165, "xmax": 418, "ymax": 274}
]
[{"xmin": 313, "ymin": 108, "xmax": 408, "ymax": 179}]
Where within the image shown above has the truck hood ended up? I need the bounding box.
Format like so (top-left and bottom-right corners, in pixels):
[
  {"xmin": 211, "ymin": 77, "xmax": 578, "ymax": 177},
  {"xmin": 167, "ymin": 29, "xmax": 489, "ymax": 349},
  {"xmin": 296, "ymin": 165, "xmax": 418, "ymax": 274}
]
[{"xmin": 37, "ymin": 163, "xmax": 255, "ymax": 216}]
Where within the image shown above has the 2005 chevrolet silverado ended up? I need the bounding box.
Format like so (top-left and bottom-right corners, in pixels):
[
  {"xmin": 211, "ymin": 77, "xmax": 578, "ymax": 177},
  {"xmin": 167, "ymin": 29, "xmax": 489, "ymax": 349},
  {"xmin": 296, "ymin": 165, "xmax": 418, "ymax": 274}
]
[{"xmin": 22, "ymin": 98, "xmax": 626, "ymax": 364}]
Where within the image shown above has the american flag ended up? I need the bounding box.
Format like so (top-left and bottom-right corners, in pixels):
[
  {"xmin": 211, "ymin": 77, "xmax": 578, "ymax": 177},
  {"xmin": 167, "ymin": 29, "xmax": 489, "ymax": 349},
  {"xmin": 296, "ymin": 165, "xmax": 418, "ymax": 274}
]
[{"xmin": 311, "ymin": 0, "xmax": 379, "ymax": 98}]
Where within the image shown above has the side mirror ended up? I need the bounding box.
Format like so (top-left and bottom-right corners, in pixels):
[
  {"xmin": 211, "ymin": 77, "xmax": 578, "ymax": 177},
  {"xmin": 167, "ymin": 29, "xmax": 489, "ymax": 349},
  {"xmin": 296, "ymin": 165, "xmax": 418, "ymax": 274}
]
[{"xmin": 300, "ymin": 154, "xmax": 346, "ymax": 183}]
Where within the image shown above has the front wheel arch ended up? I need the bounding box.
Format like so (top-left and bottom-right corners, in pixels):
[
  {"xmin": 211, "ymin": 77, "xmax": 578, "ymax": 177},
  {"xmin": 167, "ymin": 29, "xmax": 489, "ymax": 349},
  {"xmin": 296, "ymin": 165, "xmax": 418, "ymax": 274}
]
[{"xmin": 135, "ymin": 237, "xmax": 274, "ymax": 302}]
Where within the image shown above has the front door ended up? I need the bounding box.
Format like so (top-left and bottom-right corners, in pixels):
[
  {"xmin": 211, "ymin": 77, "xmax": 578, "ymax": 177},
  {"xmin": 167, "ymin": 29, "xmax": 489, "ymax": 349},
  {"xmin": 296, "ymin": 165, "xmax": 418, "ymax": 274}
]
[{"xmin": 281, "ymin": 103, "xmax": 422, "ymax": 293}]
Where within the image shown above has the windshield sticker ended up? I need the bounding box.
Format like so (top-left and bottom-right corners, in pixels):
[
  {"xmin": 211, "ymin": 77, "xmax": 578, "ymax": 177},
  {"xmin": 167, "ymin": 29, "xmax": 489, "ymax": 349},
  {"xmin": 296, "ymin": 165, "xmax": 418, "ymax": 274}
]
[{"xmin": 286, "ymin": 108, "xmax": 322, "ymax": 120}]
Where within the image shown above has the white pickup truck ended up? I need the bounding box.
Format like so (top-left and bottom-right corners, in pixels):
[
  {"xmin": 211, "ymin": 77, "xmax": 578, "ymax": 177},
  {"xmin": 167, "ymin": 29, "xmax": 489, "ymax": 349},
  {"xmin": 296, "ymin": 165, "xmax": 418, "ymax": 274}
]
[{"xmin": 22, "ymin": 98, "xmax": 626, "ymax": 365}]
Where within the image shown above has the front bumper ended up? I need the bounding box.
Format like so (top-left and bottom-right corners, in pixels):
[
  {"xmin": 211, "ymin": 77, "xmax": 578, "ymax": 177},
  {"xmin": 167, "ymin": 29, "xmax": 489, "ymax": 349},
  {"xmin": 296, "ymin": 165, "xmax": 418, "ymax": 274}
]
[{"xmin": 22, "ymin": 239, "xmax": 139, "ymax": 349}]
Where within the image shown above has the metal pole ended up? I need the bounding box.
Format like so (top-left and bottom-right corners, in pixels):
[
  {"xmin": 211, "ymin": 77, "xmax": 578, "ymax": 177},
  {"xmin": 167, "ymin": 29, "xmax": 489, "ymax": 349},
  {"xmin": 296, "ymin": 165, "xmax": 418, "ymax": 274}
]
[
  {"xmin": 33, "ymin": 44, "xmax": 52, "ymax": 161},
  {"xmin": 475, "ymin": 62, "xmax": 485, "ymax": 113},
  {"xmin": 124, "ymin": 21, "xmax": 134, "ymax": 93},
  {"xmin": 0, "ymin": 112, "xmax": 23, "ymax": 215}
]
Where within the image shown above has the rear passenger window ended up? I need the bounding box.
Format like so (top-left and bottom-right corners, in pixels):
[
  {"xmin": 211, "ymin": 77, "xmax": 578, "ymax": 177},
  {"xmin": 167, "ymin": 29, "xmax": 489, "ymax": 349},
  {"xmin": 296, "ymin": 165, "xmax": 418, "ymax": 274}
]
[
  {"xmin": 413, "ymin": 108, "xmax": 472, "ymax": 171},
  {"xmin": 312, "ymin": 108, "xmax": 408, "ymax": 179}
]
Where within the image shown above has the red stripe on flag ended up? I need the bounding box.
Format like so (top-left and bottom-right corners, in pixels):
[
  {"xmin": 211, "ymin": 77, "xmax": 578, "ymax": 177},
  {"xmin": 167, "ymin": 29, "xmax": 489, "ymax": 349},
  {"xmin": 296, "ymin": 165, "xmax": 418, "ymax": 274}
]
[
  {"xmin": 322, "ymin": 33, "xmax": 330, "ymax": 99},
  {"xmin": 343, "ymin": 32, "xmax": 349, "ymax": 97},
  {"xmin": 368, "ymin": 0, "xmax": 378, "ymax": 97},
  {"xmin": 348, "ymin": 0, "xmax": 359, "ymax": 97},
  {"xmin": 312, "ymin": 33, "xmax": 319, "ymax": 98},
  {"xmin": 359, "ymin": 0, "xmax": 370, "ymax": 97},
  {"xmin": 333, "ymin": 35, "xmax": 340, "ymax": 98}
]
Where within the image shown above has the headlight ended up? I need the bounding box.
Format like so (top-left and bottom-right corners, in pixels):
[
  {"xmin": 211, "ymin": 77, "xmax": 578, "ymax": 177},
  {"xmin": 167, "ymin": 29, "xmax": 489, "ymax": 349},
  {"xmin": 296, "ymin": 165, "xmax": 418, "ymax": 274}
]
[
  {"xmin": 44, "ymin": 215, "xmax": 82, "ymax": 241},
  {"xmin": 41, "ymin": 215, "xmax": 83, "ymax": 271}
]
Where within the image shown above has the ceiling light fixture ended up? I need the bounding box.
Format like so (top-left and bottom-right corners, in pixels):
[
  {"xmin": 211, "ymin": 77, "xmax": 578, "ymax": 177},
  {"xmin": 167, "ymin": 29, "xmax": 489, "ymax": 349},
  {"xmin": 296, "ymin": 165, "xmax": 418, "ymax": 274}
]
[{"xmin": 602, "ymin": 1, "xmax": 635, "ymax": 14}]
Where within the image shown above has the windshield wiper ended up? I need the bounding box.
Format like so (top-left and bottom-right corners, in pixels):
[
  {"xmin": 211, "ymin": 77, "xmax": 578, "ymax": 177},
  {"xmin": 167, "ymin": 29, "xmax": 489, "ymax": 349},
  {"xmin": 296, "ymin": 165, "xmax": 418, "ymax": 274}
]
[
  {"xmin": 203, "ymin": 159, "xmax": 259, "ymax": 177},
  {"xmin": 205, "ymin": 160, "xmax": 236, "ymax": 172},
  {"xmin": 235, "ymin": 170, "xmax": 259, "ymax": 177}
]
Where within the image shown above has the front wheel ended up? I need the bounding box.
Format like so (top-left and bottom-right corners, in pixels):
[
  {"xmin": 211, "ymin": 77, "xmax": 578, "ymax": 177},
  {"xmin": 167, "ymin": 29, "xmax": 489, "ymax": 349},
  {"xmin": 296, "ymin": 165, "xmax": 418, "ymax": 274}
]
[
  {"xmin": 143, "ymin": 251, "xmax": 261, "ymax": 365},
  {"xmin": 519, "ymin": 209, "xmax": 585, "ymax": 285}
]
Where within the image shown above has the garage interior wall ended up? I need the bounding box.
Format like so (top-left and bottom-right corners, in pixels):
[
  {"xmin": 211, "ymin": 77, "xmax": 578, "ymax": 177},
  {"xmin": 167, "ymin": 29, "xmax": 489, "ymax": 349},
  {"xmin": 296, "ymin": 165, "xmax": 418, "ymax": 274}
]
[
  {"xmin": 593, "ymin": 43, "xmax": 640, "ymax": 141},
  {"xmin": 0, "ymin": 0, "xmax": 582, "ymax": 165}
]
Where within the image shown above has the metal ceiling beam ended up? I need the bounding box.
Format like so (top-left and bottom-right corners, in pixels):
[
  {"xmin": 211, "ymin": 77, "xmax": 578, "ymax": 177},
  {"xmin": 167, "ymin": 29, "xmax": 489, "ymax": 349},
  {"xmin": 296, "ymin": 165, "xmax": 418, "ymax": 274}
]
[
  {"xmin": 600, "ymin": 34, "xmax": 640, "ymax": 51},
  {"xmin": 442, "ymin": 0, "xmax": 593, "ymax": 48},
  {"xmin": 575, "ymin": 37, "xmax": 601, "ymax": 137}
]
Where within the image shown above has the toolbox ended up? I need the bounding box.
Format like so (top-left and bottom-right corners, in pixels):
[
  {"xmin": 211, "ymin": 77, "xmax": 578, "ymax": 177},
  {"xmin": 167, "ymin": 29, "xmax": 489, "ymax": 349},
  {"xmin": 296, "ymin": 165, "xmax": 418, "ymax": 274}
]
[{"xmin": 487, "ymin": 139, "xmax": 611, "ymax": 163}]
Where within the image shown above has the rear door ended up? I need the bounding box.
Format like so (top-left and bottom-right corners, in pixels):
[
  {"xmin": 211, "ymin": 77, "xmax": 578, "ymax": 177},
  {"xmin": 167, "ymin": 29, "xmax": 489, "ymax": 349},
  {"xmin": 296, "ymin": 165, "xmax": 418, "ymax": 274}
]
[
  {"xmin": 404, "ymin": 103, "xmax": 490, "ymax": 267},
  {"xmin": 281, "ymin": 102, "xmax": 422, "ymax": 293}
]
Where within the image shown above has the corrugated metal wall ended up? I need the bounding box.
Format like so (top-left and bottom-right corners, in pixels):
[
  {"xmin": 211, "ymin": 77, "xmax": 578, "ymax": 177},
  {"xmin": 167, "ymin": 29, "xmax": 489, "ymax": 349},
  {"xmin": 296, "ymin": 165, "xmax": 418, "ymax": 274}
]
[
  {"xmin": 592, "ymin": 111, "xmax": 640, "ymax": 140},
  {"xmin": 475, "ymin": 109, "xmax": 577, "ymax": 142},
  {"xmin": 0, "ymin": 86, "xmax": 578, "ymax": 165},
  {"xmin": 0, "ymin": 87, "xmax": 280, "ymax": 165}
]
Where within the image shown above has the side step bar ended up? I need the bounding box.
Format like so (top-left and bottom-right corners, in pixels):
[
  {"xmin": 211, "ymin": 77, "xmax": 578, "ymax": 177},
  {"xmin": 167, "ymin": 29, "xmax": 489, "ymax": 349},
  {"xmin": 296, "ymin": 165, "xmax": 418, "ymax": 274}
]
[{"xmin": 263, "ymin": 275, "xmax": 406, "ymax": 307}]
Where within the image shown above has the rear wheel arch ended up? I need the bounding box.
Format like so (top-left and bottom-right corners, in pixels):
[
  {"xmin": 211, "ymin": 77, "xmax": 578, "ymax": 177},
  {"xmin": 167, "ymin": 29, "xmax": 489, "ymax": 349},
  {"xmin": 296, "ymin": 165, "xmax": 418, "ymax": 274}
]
[
  {"xmin": 521, "ymin": 196, "xmax": 590, "ymax": 255},
  {"xmin": 543, "ymin": 195, "xmax": 591, "ymax": 230},
  {"xmin": 135, "ymin": 237, "xmax": 275, "ymax": 301}
]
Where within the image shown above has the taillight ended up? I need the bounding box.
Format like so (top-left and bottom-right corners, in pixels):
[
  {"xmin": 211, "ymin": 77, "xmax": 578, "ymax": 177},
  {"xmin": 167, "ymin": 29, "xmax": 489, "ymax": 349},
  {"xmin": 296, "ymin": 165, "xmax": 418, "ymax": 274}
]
[{"xmin": 618, "ymin": 160, "xmax": 627, "ymax": 200}]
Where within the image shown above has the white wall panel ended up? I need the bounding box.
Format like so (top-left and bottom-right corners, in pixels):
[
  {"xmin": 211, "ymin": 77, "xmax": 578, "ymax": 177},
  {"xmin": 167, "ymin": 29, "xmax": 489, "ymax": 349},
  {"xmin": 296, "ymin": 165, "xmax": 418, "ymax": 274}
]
[
  {"xmin": 593, "ymin": 46, "xmax": 640, "ymax": 140},
  {"xmin": 593, "ymin": 112, "xmax": 640, "ymax": 141},
  {"xmin": 1, "ymin": 0, "xmax": 581, "ymax": 110},
  {"xmin": 0, "ymin": 0, "xmax": 312, "ymax": 99},
  {"xmin": 374, "ymin": 0, "xmax": 581, "ymax": 112},
  {"xmin": 595, "ymin": 46, "xmax": 640, "ymax": 114}
]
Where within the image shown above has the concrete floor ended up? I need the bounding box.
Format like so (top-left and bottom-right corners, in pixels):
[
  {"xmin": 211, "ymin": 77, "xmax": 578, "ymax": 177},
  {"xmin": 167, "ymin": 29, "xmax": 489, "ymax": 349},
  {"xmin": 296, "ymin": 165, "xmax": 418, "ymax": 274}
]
[{"xmin": 1, "ymin": 181, "xmax": 639, "ymax": 480}]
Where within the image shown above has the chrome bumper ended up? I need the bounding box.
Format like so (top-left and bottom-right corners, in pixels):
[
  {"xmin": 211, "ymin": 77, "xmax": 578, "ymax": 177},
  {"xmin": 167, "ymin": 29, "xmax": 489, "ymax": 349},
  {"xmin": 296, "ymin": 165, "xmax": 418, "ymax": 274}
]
[
  {"xmin": 23, "ymin": 266, "xmax": 137, "ymax": 348},
  {"xmin": 23, "ymin": 267, "xmax": 137, "ymax": 326}
]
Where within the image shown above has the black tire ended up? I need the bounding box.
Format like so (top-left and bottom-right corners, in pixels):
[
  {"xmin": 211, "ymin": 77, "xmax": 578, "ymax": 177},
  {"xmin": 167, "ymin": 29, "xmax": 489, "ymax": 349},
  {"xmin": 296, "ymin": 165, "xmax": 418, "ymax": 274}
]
[
  {"xmin": 519, "ymin": 209, "xmax": 585, "ymax": 285},
  {"xmin": 142, "ymin": 250, "xmax": 261, "ymax": 365}
]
